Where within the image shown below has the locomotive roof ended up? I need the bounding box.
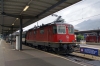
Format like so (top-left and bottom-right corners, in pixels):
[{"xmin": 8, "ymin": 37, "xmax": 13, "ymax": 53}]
[
  {"xmin": 28, "ymin": 15, "xmax": 73, "ymax": 31},
  {"xmin": 28, "ymin": 22, "xmax": 72, "ymax": 31}
]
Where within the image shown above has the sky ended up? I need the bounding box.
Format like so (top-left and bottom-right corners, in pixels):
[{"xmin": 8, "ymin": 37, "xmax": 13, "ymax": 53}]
[{"xmin": 22, "ymin": 0, "xmax": 100, "ymax": 31}]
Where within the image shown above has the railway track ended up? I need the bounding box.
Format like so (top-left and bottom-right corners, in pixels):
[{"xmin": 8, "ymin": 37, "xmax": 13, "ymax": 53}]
[{"xmin": 48, "ymin": 51, "xmax": 100, "ymax": 66}]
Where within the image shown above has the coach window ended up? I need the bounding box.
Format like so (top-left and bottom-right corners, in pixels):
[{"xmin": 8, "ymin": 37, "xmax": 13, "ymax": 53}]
[
  {"xmin": 57, "ymin": 25, "xmax": 66, "ymax": 34},
  {"xmin": 68, "ymin": 25, "xmax": 74, "ymax": 34},
  {"xmin": 53, "ymin": 26, "xmax": 57, "ymax": 34},
  {"xmin": 40, "ymin": 29, "xmax": 44, "ymax": 34}
]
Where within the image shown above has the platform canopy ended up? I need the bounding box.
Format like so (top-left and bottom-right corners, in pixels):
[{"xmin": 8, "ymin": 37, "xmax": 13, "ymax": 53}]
[{"xmin": 0, "ymin": 0, "xmax": 81, "ymax": 34}]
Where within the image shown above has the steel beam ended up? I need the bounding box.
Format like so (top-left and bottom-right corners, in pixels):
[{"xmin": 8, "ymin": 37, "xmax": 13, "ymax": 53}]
[
  {"xmin": 23, "ymin": 19, "xmax": 35, "ymax": 27},
  {"xmin": 1, "ymin": 0, "xmax": 4, "ymax": 12},
  {"xmin": 2, "ymin": 30, "xmax": 16, "ymax": 31},
  {"xmin": 23, "ymin": 16, "xmax": 37, "ymax": 19},
  {"xmin": 0, "ymin": 24, "xmax": 19, "ymax": 28},
  {"xmin": 23, "ymin": 0, "xmax": 67, "ymax": 26},
  {"xmin": 36, "ymin": 0, "xmax": 67, "ymax": 17},
  {"xmin": 1, "ymin": 12, "xmax": 20, "ymax": 18},
  {"xmin": 19, "ymin": 16, "xmax": 23, "ymax": 50},
  {"xmin": 1, "ymin": 0, "xmax": 67, "ymax": 19},
  {"xmin": 1, "ymin": 0, "xmax": 4, "ymax": 35},
  {"xmin": 1, "ymin": 12, "xmax": 37, "ymax": 19}
]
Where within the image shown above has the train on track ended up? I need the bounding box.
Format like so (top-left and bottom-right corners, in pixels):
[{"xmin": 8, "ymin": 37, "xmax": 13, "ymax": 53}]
[
  {"xmin": 85, "ymin": 33, "xmax": 100, "ymax": 42},
  {"xmin": 24, "ymin": 16, "xmax": 78, "ymax": 54},
  {"xmin": 6, "ymin": 16, "xmax": 79, "ymax": 54}
]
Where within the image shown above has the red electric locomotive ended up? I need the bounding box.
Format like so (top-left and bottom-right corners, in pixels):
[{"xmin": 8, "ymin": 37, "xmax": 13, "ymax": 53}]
[{"xmin": 25, "ymin": 16, "xmax": 77, "ymax": 54}]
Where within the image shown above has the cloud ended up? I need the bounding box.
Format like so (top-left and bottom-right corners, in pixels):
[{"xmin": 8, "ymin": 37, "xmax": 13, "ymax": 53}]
[
  {"xmin": 63, "ymin": 0, "xmax": 100, "ymax": 25},
  {"xmin": 23, "ymin": 0, "xmax": 100, "ymax": 31}
]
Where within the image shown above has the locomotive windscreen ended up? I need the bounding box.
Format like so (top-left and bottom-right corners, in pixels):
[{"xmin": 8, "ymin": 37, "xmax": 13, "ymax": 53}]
[
  {"xmin": 53, "ymin": 25, "xmax": 66, "ymax": 34},
  {"xmin": 68, "ymin": 25, "xmax": 74, "ymax": 34},
  {"xmin": 57, "ymin": 25, "xmax": 66, "ymax": 34}
]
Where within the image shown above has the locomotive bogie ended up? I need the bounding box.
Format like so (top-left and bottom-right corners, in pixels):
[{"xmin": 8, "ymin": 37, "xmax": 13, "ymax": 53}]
[{"xmin": 25, "ymin": 40, "xmax": 76, "ymax": 54}]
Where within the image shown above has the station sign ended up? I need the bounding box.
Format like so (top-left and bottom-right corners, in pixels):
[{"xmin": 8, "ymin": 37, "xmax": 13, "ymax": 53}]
[{"xmin": 80, "ymin": 47, "xmax": 98, "ymax": 56}]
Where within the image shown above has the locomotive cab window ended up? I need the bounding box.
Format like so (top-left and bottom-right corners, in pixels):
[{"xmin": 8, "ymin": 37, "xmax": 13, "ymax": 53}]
[
  {"xmin": 57, "ymin": 25, "xmax": 66, "ymax": 34},
  {"xmin": 68, "ymin": 25, "xmax": 74, "ymax": 34}
]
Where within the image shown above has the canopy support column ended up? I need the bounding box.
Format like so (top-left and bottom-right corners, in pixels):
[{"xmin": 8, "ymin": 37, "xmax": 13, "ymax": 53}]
[
  {"xmin": 11, "ymin": 26, "xmax": 13, "ymax": 45},
  {"xmin": 19, "ymin": 16, "xmax": 23, "ymax": 50}
]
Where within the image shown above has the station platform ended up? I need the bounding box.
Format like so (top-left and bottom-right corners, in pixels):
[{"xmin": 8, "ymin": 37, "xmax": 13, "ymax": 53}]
[
  {"xmin": 79, "ymin": 44, "xmax": 100, "ymax": 56},
  {"xmin": 80, "ymin": 44, "xmax": 100, "ymax": 50},
  {"xmin": 0, "ymin": 39, "xmax": 83, "ymax": 66}
]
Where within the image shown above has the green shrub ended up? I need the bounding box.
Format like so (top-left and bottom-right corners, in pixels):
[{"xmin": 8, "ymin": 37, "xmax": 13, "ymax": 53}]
[{"xmin": 76, "ymin": 34, "xmax": 84, "ymax": 41}]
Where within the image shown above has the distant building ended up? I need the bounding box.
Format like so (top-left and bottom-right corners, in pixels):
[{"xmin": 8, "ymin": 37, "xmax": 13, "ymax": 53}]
[{"xmin": 74, "ymin": 29, "xmax": 79, "ymax": 32}]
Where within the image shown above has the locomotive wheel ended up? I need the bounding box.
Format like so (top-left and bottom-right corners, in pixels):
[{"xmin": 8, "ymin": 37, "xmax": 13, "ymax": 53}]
[{"xmin": 32, "ymin": 44, "xmax": 34, "ymax": 48}]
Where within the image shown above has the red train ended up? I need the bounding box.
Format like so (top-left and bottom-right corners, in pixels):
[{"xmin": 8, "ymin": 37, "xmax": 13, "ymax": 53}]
[
  {"xmin": 25, "ymin": 17, "xmax": 77, "ymax": 54},
  {"xmin": 85, "ymin": 33, "xmax": 100, "ymax": 42}
]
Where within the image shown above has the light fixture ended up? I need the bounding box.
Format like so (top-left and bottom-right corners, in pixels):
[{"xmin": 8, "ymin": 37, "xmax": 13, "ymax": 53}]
[
  {"xmin": 23, "ymin": 5, "xmax": 29, "ymax": 11},
  {"xmin": 16, "ymin": 18, "xmax": 19, "ymax": 20},
  {"xmin": 12, "ymin": 23, "xmax": 14, "ymax": 25}
]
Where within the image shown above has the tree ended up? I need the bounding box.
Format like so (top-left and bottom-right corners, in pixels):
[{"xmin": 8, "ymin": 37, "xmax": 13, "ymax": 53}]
[{"xmin": 76, "ymin": 34, "xmax": 84, "ymax": 42}]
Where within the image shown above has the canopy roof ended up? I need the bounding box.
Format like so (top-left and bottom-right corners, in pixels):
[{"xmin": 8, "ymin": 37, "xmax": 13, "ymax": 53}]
[{"xmin": 0, "ymin": 0, "xmax": 81, "ymax": 34}]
